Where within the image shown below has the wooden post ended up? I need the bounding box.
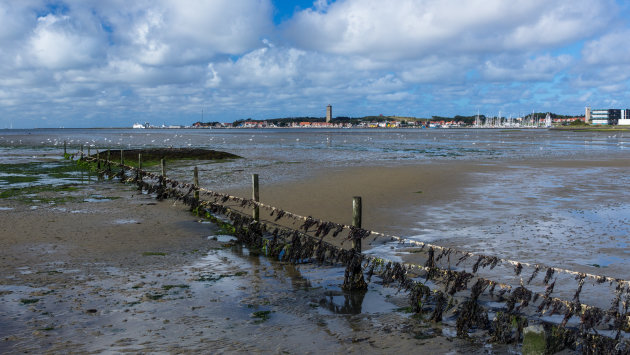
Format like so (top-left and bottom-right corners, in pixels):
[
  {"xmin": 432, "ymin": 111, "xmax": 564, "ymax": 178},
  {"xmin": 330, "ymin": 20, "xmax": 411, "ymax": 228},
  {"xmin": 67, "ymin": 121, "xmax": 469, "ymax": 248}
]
[
  {"xmin": 138, "ymin": 153, "xmax": 142, "ymax": 181},
  {"xmin": 120, "ymin": 149, "xmax": 124, "ymax": 166},
  {"xmin": 252, "ymin": 174, "xmax": 259, "ymax": 221},
  {"xmin": 97, "ymin": 150, "xmax": 100, "ymax": 169},
  {"xmin": 352, "ymin": 196, "xmax": 362, "ymax": 252},
  {"xmin": 80, "ymin": 144, "xmax": 83, "ymax": 160},
  {"xmin": 87, "ymin": 146, "xmax": 90, "ymax": 158},
  {"xmin": 161, "ymin": 159, "xmax": 166, "ymax": 186},
  {"xmin": 342, "ymin": 196, "xmax": 367, "ymax": 291},
  {"xmin": 63, "ymin": 141, "xmax": 67, "ymax": 156},
  {"xmin": 106, "ymin": 150, "xmax": 110, "ymax": 162},
  {"xmin": 193, "ymin": 166, "xmax": 199, "ymax": 200}
]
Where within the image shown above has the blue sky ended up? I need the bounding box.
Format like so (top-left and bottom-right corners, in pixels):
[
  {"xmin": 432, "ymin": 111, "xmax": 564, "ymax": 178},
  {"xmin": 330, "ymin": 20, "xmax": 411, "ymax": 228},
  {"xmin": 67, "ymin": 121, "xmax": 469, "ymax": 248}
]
[{"xmin": 1, "ymin": 0, "xmax": 630, "ymax": 128}]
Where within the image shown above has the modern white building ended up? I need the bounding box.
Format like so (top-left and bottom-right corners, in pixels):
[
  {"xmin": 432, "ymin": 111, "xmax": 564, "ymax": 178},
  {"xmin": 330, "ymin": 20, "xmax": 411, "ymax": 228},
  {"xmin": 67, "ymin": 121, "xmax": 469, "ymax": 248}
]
[{"xmin": 619, "ymin": 109, "xmax": 630, "ymax": 125}]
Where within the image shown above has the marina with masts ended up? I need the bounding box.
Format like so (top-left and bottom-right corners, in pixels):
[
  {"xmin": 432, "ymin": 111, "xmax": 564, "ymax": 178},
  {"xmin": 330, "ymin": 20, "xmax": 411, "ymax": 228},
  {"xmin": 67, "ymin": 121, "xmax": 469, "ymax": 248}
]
[{"xmin": 474, "ymin": 111, "xmax": 553, "ymax": 128}]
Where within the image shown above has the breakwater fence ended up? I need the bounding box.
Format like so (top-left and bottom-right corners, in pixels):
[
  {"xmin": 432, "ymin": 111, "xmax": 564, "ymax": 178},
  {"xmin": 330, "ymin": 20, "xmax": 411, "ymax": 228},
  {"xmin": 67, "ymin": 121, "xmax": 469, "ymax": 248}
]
[{"xmin": 66, "ymin": 145, "xmax": 630, "ymax": 354}]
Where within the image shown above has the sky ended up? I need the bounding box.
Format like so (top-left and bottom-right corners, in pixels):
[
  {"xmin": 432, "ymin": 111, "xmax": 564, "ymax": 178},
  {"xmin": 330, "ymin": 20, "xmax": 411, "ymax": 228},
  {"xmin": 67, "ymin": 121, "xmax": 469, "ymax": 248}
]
[{"xmin": 2, "ymin": 0, "xmax": 630, "ymax": 128}]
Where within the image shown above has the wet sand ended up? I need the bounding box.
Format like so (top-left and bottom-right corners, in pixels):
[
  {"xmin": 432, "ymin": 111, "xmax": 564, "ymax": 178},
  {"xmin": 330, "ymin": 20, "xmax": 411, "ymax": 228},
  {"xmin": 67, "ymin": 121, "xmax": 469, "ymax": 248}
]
[
  {"xmin": 0, "ymin": 181, "xmax": 491, "ymax": 353},
  {"xmin": 229, "ymin": 157, "xmax": 630, "ymax": 279},
  {"xmin": 2, "ymin": 152, "xmax": 629, "ymax": 352}
]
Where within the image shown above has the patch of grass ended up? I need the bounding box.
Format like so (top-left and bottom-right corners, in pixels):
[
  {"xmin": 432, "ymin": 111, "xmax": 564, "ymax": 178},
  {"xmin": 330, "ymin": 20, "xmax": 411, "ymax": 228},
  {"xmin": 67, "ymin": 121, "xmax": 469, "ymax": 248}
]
[
  {"xmin": 162, "ymin": 284, "xmax": 190, "ymax": 291},
  {"xmin": 20, "ymin": 298, "xmax": 40, "ymax": 304},
  {"xmin": 142, "ymin": 252, "xmax": 167, "ymax": 256}
]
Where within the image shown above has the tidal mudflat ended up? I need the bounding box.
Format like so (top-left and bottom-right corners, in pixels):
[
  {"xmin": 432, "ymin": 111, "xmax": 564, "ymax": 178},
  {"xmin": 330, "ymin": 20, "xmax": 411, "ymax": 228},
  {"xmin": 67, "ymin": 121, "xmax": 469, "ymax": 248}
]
[{"xmin": 2, "ymin": 128, "xmax": 629, "ymax": 352}]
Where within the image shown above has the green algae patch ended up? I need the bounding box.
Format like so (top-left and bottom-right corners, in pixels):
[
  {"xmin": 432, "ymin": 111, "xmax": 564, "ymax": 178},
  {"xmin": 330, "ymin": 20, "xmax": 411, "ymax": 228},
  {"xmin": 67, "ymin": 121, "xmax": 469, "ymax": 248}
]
[
  {"xmin": 142, "ymin": 252, "xmax": 167, "ymax": 256},
  {"xmin": 162, "ymin": 284, "xmax": 190, "ymax": 291},
  {"xmin": 251, "ymin": 310, "xmax": 272, "ymax": 323},
  {"xmin": 20, "ymin": 298, "xmax": 40, "ymax": 305},
  {"xmin": 90, "ymin": 148, "xmax": 241, "ymax": 168}
]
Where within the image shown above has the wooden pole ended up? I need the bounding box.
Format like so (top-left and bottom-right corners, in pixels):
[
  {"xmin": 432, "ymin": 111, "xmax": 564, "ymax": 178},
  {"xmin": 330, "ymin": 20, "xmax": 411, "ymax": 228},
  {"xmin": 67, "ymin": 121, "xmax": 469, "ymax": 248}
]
[
  {"xmin": 106, "ymin": 150, "xmax": 110, "ymax": 163},
  {"xmin": 193, "ymin": 166, "xmax": 199, "ymax": 200},
  {"xmin": 161, "ymin": 159, "xmax": 166, "ymax": 186},
  {"xmin": 87, "ymin": 146, "xmax": 90, "ymax": 158},
  {"xmin": 352, "ymin": 196, "xmax": 362, "ymax": 252},
  {"xmin": 252, "ymin": 174, "xmax": 259, "ymax": 221},
  {"xmin": 138, "ymin": 153, "xmax": 142, "ymax": 182},
  {"xmin": 97, "ymin": 150, "xmax": 100, "ymax": 169},
  {"xmin": 80, "ymin": 144, "xmax": 83, "ymax": 160},
  {"xmin": 63, "ymin": 141, "xmax": 67, "ymax": 156},
  {"xmin": 342, "ymin": 196, "xmax": 367, "ymax": 291},
  {"xmin": 120, "ymin": 149, "xmax": 124, "ymax": 166}
]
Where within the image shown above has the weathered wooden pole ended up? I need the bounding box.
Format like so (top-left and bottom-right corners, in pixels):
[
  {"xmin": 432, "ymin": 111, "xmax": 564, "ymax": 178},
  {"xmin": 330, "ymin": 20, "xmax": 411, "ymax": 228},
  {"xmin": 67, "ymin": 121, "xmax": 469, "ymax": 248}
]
[
  {"xmin": 161, "ymin": 159, "xmax": 166, "ymax": 186},
  {"xmin": 87, "ymin": 146, "xmax": 90, "ymax": 158},
  {"xmin": 138, "ymin": 153, "xmax": 142, "ymax": 182},
  {"xmin": 252, "ymin": 174, "xmax": 259, "ymax": 221},
  {"xmin": 352, "ymin": 196, "xmax": 362, "ymax": 252},
  {"xmin": 342, "ymin": 195, "xmax": 367, "ymax": 291},
  {"xmin": 96, "ymin": 150, "xmax": 100, "ymax": 169},
  {"xmin": 120, "ymin": 149, "xmax": 124, "ymax": 166},
  {"xmin": 106, "ymin": 150, "xmax": 110, "ymax": 163},
  {"xmin": 63, "ymin": 141, "xmax": 67, "ymax": 156},
  {"xmin": 80, "ymin": 144, "xmax": 84, "ymax": 160},
  {"xmin": 193, "ymin": 166, "xmax": 199, "ymax": 200}
]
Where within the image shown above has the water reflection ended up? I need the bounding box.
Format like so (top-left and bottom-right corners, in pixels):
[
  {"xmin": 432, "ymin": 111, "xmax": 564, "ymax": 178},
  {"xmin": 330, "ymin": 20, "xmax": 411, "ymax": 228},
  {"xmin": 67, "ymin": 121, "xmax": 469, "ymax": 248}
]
[{"xmin": 319, "ymin": 290, "xmax": 367, "ymax": 315}]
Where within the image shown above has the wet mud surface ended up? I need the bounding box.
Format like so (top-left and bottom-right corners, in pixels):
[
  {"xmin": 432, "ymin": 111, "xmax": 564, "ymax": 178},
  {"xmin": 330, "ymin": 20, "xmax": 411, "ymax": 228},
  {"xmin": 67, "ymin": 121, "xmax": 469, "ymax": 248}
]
[{"xmin": 0, "ymin": 178, "xmax": 496, "ymax": 354}]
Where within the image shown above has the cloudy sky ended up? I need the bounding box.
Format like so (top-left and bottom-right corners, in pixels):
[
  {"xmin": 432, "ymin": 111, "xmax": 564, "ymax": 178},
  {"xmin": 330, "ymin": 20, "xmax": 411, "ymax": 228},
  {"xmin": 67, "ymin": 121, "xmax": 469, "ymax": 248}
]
[{"xmin": 1, "ymin": 0, "xmax": 630, "ymax": 128}]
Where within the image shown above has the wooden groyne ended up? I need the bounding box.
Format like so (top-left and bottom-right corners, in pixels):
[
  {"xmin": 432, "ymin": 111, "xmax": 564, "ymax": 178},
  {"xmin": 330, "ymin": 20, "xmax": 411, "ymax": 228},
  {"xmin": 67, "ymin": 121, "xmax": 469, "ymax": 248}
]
[{"xmin": 67, "ymin": 144, "xmax": 630, "ymax": 354}]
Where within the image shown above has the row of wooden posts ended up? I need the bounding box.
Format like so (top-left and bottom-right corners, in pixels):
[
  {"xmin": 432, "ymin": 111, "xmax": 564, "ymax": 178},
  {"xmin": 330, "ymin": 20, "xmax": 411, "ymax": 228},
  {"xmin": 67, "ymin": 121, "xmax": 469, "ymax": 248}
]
[{"xmin": 67, "ymin": 141, "xmax": 363, "ymax": 255}]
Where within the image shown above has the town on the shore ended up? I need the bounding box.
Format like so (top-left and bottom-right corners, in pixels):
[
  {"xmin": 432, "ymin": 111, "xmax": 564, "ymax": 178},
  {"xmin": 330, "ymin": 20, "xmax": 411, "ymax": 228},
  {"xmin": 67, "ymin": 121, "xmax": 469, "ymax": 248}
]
[{"xmin": 134, "ymin": 106, "xmax": 630, "ymax": 129}]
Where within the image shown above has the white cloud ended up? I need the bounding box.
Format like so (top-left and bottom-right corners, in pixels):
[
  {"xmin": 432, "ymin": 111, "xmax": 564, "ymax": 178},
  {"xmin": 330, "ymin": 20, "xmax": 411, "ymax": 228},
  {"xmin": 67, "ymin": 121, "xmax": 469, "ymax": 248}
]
[
  {"xmin": 27, "ymin": 14, "xmax": 106, "ymax": 69},
  {"xmin": 582, "ymin": 30, "xmax": 630, "ymax": 65},
  {"xmin": 0, "ymin": 0, "xmax": 629, "ymax": 127},
  {"xmin": 482, "ymin": 54, "xmax": 573, "ymax": 82},
  {"xmin": 284, "ymin": 0, "xmax": 615, "ymax": 59},
  {"xmin": 104, "ymin": 0, "xmax": 274, "ymax": 66}
]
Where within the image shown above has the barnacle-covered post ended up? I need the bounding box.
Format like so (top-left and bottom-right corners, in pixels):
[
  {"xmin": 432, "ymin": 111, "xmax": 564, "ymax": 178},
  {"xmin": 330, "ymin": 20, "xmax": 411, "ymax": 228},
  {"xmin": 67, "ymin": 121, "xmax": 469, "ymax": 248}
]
[
  {"xmin": 252, "ymin": 174, "xmax": 260, "ymax": 221},
  {"xmin": 343, "ymin": 196, "xmax": 367, "ymax": 291},
  {"xmin": 193, "ymin": 166, "xmax": 199, "ymax": 201},
  {"xmin": 352, "ymin": 196, "xmax": 362, "ymax": 253}
]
